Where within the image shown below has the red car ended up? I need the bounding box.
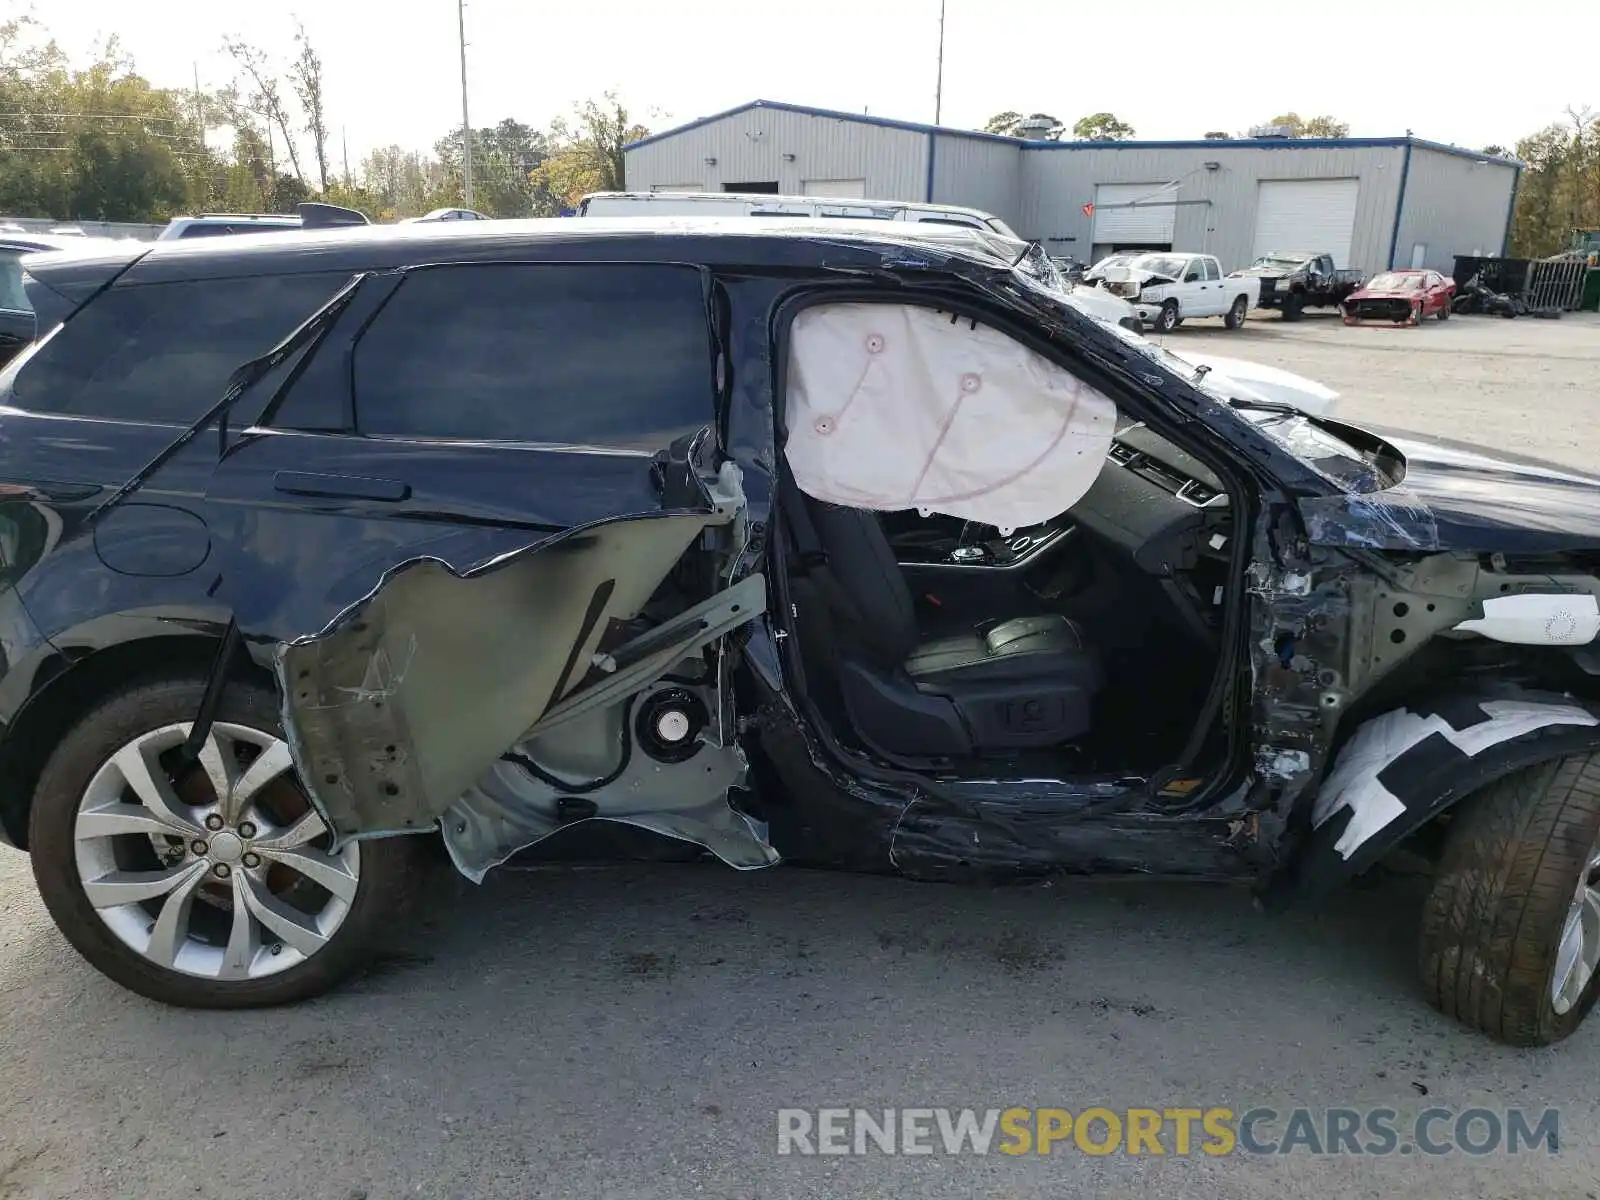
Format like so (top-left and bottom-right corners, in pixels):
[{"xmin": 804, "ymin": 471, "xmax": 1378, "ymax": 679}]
[{"xmin": 1342, "ymin": 269, "xmax": 1455, "ymax": 325}]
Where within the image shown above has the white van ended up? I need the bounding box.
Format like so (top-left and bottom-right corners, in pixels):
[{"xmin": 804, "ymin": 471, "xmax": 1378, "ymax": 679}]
[{"xmin": 577, "ymin": 191, "xmax": 1024, "ymax": 238}]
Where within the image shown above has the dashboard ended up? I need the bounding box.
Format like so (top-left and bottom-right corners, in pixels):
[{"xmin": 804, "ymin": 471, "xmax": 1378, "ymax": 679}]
[{"xmin": 884, "ymin": 422, "xmax": 1232, "ymax": 581}]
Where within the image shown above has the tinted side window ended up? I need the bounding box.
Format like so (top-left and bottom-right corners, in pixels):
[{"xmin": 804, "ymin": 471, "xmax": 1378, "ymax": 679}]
[
  {"xmin": 0, "ymin": 251, "xmax": 27, "ymax": 312},
  {"xmin": 352, "ymin": 263, "xmax": 713, "ymax": 450},
  {"xmin": 12, "ymin": 272, "xmax": 348, "ymax": 424},
  {"xmin": 1202, "ymin": 258, "xmax": 1219, "ymax": 281}
]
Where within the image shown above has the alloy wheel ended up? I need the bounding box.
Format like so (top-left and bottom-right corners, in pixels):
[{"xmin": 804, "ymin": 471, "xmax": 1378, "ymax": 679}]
[
  {"xmin": 72, "ymin": 721, "xmax": 360, "ymax": 981},
  {"xmin": 1551, "ymin": 844, "xmax": 1600, "ymax": 1015}
]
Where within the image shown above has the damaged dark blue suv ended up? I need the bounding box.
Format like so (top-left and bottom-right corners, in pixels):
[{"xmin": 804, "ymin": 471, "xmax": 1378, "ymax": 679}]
[{"xmin": 6, "ymin": 218, "xmax": 1600, "ymax": 1047}]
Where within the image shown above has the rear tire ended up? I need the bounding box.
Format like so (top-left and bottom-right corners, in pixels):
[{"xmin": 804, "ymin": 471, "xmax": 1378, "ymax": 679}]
[
  {"xmin": 29, "ymin": 677, "xmax": 419, "ymax": 1008},
  {"xmin": 1153, "ymin": 301, "xmax": 1180, "ymax": 334},
  {"xmin": 1418, "ymin": 753, "xmax": 1600, "ymax": 1046},
  {"xmin": 1437, "ymin": 305, "xmax": 1450, "ymax": 321},
  {"xmin": 1223, "ymin": 295, "xmax": 1248, "ymax": 330}
]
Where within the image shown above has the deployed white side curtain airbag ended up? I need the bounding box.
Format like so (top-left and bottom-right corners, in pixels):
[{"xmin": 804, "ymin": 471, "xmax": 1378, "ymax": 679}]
[{"xmin": 783, "ymin": 302, "xmax": 1116, "ymax": 534}]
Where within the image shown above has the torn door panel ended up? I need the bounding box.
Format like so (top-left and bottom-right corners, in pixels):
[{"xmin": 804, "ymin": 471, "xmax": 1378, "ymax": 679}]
[
  {"xmin": 442, "ymin": 671, "xmax": 777, "ymax": 882},
  {"xmin": 277, "ymin": 491, "xmax": 758, "ymax": 840}
]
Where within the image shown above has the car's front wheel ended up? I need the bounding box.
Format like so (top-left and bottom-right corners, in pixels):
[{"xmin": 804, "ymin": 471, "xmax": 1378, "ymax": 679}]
[
  {"xmin": 29, "ymin": 676, "xmax": 415, "ymax": 1008},
  {"xmin": 1418, "ymin": 752, "xmax": 1600, "ymax": 1045},
  {"xmin": 1153, "ymin": 300, "xmax": 1180, "ymax": 333}
]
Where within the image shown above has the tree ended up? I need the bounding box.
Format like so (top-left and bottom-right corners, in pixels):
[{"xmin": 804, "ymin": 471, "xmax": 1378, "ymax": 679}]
[
  {"xmin": 1072, "ymin": 112, "xmax": 1135, "ymax": 141},
  {"xmin": 980, "ymin": 111, "xmax": 1064, "ymax": 140},
  {"xmin": 1508, "ymin": 107, "xmax": 1600, "ymax": 257},
  {"xmin": 222, "ymin": 36, "xmax": 303, "ymax": 183},
  {"xmin": 529, "ymin": 93, "xmax": 649, "ymax": 211},
  {"xmin": 982, "ymin": 110, "xmax": 1022, "ymax": 136},
  {"xmin": 0, "ymin": 18, "xmax": 199, "ymax": 220},
  {"xmin": 434, "ymin": 118, "xmax": 551, "ymax": 217},
  {"xmin": 1258, "ymin": 112, "xmax": 1350, "ymax": 138},
  {"xmin": 288, "ymin": 21, "xmax": 329, "ymax": 191}
]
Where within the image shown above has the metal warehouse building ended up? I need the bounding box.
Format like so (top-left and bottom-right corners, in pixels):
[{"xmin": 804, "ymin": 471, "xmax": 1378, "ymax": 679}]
[{"xmin": 624, "ymin": 100, "xmax": 1522, "ymax": 274}]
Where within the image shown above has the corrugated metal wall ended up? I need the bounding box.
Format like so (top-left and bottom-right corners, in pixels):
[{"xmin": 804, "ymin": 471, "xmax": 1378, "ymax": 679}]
[
  {"xmin": 929, "ymin": 134, "xmax": 1022, "ymax": 228},
  {"xmin": 1018, "ymin": 143, "xmax": 1407, "ymax": 273},
  {"xmin": 624, "ymin": 109, "xmax": 929, "ymax": 201},
  {"xmin": 1391, "ymin": 147, "xmax": 1518, "ymax": 271}
]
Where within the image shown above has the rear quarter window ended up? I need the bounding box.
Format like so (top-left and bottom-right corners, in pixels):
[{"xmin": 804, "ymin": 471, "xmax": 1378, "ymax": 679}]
[
  {"xmin": 350, "ymin": 262, "xmax": 714, "ymax": 450},
  {"xmin": 11, "ymin": 272, "xmax": 350, "ymax": 424}
]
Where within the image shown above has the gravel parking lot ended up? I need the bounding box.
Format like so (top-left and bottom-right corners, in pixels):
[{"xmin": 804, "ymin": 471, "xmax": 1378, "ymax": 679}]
[{"xmin": 3, "ymin": 311, "xmax": 1599, "ymax": 1200}]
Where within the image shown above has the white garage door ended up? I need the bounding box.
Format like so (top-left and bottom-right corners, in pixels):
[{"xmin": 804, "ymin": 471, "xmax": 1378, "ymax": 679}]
[
  {"xmin": 1092, "ymin": 183, "xmax": 1177, "ymax": 244},
  {"xmin": 1252, "ymin": 179, "xmax": 1360, "ymax": 268},
  {"xmin": 803, "ymin": 178, "xmax": 868, "ymax": 198}
]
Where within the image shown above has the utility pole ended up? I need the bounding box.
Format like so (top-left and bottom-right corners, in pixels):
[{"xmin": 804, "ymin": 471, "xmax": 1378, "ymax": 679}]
[
  {"xmin": 342, "ymin": 127, "xmax": 351, "ymax": 188},
  {"xmin": 933, "ymin": 0, "xmax": 946, "ymax": 125},
  {"xmin": 192, "ymin": 62, "xmax": 203, "ymax": 149},
  {"xmin": 457, "ymin": 0, "xmax": 473, "ymax": 207}
]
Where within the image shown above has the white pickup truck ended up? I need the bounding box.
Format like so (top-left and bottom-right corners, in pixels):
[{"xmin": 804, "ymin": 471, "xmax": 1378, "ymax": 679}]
[{"xmin": 1096, "ymin": 252, "xmax": 1260, "ymax": 333}]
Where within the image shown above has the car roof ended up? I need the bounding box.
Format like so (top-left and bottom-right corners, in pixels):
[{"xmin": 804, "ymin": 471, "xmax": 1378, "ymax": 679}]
[{"xmin": 110, "ymin": 215, "xmax": 1036, "ymax": 285}]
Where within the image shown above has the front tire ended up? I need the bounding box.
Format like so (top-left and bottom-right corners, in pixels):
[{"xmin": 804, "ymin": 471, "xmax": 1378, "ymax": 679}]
[
  {"xmin": 1153, "ymin": 300, "xmax": 1180, "ymax": 334},
  {"xmin": 1282, "ymin": 292, "xmax": 1305, "ymax": 321},
  {"xmin": 1437, "ymin": 305, "xmax": 1450, "ymax": 321},
  {"xmin": 1224, "ymin": 295, "xmax": 1248, "ymax": 330},
  {"xmin": 1418, "ymin": 753, "xmax": 1600, "ymax": 1045},
  {"xmin": 29, "ymin": 676, "xmax": 416, "ymax": 1008}
]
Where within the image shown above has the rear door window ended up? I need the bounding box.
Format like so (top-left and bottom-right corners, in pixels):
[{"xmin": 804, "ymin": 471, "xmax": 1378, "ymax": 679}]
[
  {"xmin": 350, "ymin": 262, "xmax": 714, "ymax": 451},
  {"xmin": 11, "ymin": 272, "xmax": 350, "ymax": 424}
]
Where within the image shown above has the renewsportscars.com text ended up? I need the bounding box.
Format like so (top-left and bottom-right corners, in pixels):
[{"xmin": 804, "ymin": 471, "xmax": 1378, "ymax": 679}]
[{"xmin": 776, "ymin": 1106, "xmax": 1559, "ymax": 1157}]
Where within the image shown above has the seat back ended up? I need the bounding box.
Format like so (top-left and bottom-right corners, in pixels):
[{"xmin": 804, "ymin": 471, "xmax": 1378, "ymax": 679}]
[{"xmin": 803, "ymin": 498, "xmax": 919, "ymax": 663}]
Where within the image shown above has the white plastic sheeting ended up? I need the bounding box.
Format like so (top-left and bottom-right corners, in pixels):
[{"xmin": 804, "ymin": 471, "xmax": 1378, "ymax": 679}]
[
  {"xmin": 783, "ymin": 302, "xmax": 1116, "ymax": 535},
  {"xmin": 1312, "ymin": 699, "xmax": 1600, "ymax": 860}
]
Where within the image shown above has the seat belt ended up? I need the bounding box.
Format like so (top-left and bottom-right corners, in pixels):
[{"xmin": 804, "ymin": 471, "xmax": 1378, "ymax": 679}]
[{"xmin": 777, "ymin": 463, "xmax": 866, "ymax": 629}]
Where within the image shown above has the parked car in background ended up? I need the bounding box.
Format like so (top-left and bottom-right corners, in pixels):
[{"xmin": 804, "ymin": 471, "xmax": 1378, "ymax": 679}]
[
  {"xmin": 157, "ymin": 202, "xmax": 369, "ymax": 241},
  {"xmin": 401, "ymin": 208, "xmax": 489, "ymax": 223},
  {"xmin": 578, "ymin": 190, "xmax": 1024, "ymax": 237},
  {"xmin": 0, "ymin": 232, "xmax": 124, "ymax": 367},
  {"xmin": 1095, "ymin": 252, "xmax": 1259, "ymax": 333},
  {"xmin": 1235, "ymin": 251, "xmax": 1365, "ymax": 319},
  {"xmin": 1343, "ymin": 269, "xmax": 1455, "ymax": 326}
]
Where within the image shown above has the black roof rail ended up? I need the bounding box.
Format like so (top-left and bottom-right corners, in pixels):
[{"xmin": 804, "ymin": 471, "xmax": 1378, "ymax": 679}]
[{"xmin": 297, "ymin": 202, "xmax": 370, "ymax": 229}]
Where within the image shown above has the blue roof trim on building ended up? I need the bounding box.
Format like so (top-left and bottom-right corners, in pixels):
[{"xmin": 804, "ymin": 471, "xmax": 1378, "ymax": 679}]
[{"xmin": 624, "ymin": 99, "xmax": 1525, "ymax": 169}]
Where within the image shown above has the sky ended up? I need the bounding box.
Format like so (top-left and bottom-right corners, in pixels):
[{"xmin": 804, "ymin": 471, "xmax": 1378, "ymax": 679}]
[{"xmin": 21, "ymin": 0, "xmax": 1589, "ymax": 164}]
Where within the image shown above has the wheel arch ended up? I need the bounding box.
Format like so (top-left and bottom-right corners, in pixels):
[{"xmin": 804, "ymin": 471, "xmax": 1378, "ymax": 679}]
[
  {"xmin": 0, "ymin": 627, "xmax": 274, "ymax": 848},
  {"xmin": 1274, "ymin": 687, "xmax": 1600, "ymax": 901}
]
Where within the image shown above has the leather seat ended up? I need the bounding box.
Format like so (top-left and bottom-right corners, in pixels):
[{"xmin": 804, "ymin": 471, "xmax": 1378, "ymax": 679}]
[{"xmin": 798, "ymin": 497, "xmax": 1101, "ymax": 757}]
